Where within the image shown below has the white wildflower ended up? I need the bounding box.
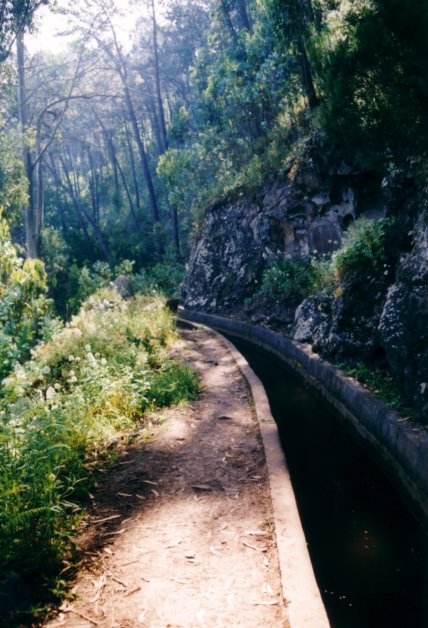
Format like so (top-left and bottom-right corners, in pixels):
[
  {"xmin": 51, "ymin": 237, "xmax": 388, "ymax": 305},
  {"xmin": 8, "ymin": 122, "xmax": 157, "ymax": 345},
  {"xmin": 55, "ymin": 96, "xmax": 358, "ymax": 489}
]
[
  {"xmin": 100, "ymin": 358, "xmax": 107, "ymax": 366},
  {"xmin": 41, "ymin": 365, "xmax": 51, "ymax": 374},
  {"xmin": 46, "ymin": 386, "xmax": 56, "ymax": 400},
  {"xmin": 68, "ymin": 355, "xmax": 75, "ymax": 362}
]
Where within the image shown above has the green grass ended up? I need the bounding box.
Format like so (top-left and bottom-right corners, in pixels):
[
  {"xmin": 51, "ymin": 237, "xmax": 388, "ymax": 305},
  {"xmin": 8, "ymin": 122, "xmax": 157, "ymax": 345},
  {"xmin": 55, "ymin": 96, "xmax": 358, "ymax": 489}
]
[{"xmin": 0, "ymin": 289, "xmax": 198, "ymax": 622}]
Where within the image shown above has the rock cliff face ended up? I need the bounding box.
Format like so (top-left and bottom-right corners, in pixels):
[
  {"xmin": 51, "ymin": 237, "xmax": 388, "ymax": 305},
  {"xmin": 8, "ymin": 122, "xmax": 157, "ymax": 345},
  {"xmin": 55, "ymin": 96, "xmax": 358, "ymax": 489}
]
[
  {"xmin": 182, "ymin": 138, "xmax": 428, "ymax": 419},
  {"xmin": 183, "ymin": 136, "xmax": 383, "ymax": 312}
]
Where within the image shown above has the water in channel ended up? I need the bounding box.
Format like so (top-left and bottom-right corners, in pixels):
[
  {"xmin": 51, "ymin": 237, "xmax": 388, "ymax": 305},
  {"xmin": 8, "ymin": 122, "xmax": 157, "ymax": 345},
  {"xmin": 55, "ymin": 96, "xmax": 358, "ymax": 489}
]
[{"xmin": 228, "ymin": 337, "xmax": 428, "ymax": 628}]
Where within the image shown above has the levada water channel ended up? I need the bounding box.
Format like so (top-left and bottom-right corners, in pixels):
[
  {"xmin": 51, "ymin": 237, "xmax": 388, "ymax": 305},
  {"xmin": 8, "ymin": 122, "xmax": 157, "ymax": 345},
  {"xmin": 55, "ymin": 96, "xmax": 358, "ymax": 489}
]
[{"xmin": 228, "ymin": 337, "xmax": 428, "ymax": 628}]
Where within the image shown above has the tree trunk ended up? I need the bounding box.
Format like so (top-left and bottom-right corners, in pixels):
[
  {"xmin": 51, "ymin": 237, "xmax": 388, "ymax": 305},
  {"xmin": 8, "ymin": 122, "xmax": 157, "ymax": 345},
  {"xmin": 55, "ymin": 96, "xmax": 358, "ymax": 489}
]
[
  {"xmin": 236, "ymin": 0, "xmax": 252, "ymax": 33},
  {"xmin": 297, "ymin": 35, "xmax": 318, "ymax": 110},
  {"xmin": 16, "ymin": 31, "xmax": 39, "ymax": 258},
  {"xmin": 106, "ymin": 132, "xmax": 121, "ymax": 210},
  {"xmin": 123, "ymin": 83, "xmax": 163, "ymax": 257},
  {"xmin": 124, "ymin": 120, "xmax": 141, "ymax": 211},
  {"xmin": 151, "ymin": 0, "xmax": 168, "ymax": 152},
  {"xmin": 219, "ymin": 0, "xmax": 238, "ymax": 44}
]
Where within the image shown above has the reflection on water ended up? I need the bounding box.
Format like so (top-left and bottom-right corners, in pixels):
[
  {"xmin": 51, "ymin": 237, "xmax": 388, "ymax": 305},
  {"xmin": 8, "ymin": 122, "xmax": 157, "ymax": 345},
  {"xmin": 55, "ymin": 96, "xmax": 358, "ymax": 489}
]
[{"xmin": 230, "ymin": 338, "xmax": 428, "ymax": 628}]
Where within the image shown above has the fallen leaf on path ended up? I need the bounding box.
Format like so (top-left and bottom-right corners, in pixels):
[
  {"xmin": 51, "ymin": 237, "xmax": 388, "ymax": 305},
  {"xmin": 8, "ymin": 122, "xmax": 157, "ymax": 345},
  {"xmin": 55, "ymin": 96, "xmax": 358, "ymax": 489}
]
[
  {"xmin": 110, "ymin": 574, "xmax": 128, "ymax": 588},
  {"xmin": 191, "ymin": 484, "xmax": 212, "ymax": 491},
  {"xmin": 87, "ymin": 574, "xmax": 107, "ymax": 603},
  {"xmin": 209, "ymin": 545, "xmax": 224, "ymax": 556},
  {"xmin": 136, "ymin": 494, "xmax": 146, "ymax": 500},
  {"xmin": 164, "ymin": 538, "xmax": 182, "ymax": 549},
  {"xmin": 92, "ymin": 514, "xmax": 121, "ymax": 524},
  {"xmin": 120, "ymin": 559, "xmax": 140, "ymax": 567},
  {"xmin": 68, "ymin": 609, "xmax": 99, "ymax": 625},
  {"xmin": 151, "ymin": 489, "xmax": 160, "ymax": 497},
  {"xmin": 103, "ymin": 547, "xmax": 113, "ymax": 555},
  {"xmin": 117, "ymin": 492, "xmax": 133, "ymax": 497},
  {"xmin": 250, "ymin": 600, "xmax": 280, "ymax": 606},
  {"xmin": 137, "ymin": 609, "xmax": 149, "ymax": 624},
  {"xmin": 102, "ymin": 528, "xmax": 126, "ymax": 536},
  {"xmin": 142, "ymin": 480, "xmax": 158, "ymax": 485},
  {"xmin": 217, "ymin": 415, "xmax": 232, "ymax": 420},
  {"xmin": 246, "ymin": 530, "xmax": 269, "ymax": 536},
  {"xmin": 125, "ymin": 586, "xmax": 141, "ymax": 597},
  {"xmin": 167, "ymin": 577, "xmax": 188, "ymax": 584},
  {"xmin": 262, "ymin": 583, "xmax": 274, "ymax": 596},
  {"xmin": 242, "ymin": 541, "xmax": 269, "ymax": 552}
]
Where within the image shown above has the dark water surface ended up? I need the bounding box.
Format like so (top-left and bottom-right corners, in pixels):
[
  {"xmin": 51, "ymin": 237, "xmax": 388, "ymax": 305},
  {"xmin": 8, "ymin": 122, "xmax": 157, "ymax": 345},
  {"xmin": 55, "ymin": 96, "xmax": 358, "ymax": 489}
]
[{"xmin": 228, "ymin": 338, "xmax": 428, "ymax": 628}]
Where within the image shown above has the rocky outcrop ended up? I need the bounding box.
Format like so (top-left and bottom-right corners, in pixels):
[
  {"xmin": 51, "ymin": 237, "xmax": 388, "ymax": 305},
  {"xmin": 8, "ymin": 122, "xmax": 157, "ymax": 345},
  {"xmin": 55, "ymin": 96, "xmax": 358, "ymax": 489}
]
[
  {"xmin": 183, "ymin": 135, "xmax": 383, "ymax": 313},
  {"xmin": 292, "ymin": 184, "xmax": 428, "ymax": 418},
  {"xmin": 111, "ymin": 275, "xmax": 134, "ymax": 299},
  {"xmin": 379, "ymin": 209, "xmax": 428, "ymax": 415},
  {"xmin": 183, "ymin": 136, "xmax": 428, "ymax": 418}
]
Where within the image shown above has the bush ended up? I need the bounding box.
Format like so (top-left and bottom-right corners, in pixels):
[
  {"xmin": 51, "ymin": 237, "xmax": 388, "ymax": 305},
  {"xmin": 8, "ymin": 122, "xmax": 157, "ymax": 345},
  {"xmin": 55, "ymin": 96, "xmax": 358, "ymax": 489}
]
[
  {"xmin": 132, "ymin": 262, "xmax": 185, "ymax": 298},
  {"xmin": 0, "ymin": 291, "xmax": 198, "ymax": 620},
  {"xmin": 67, "ymin": 260, "xmax": 135, "ymax": 315},
  {"xmin": 0, "ymin": 213, "xmax": 52, "ymax": 379},
  {"xmin": 332, "ymin": 218, "xmax": 392, "ymax": 285},
  {"xmin": 259, "ymin": 255, "xmax": 332, "ymax": 304}
]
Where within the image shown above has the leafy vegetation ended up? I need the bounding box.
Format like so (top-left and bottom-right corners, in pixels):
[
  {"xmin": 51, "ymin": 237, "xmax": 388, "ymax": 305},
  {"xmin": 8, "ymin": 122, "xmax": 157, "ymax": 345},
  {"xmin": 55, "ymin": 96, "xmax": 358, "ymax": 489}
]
[
  {"xmin": 339, "ymin": 361, "xmax": 413, "ymax": 417},
  {"xmin": 332, "ymin": 218, "xmax": 393, "ymax": 285},
  {"xmin": 257, "ymin": 255, "xmax": 332, "ymax": 304},
  {"xmin": 0, "ymin": 211, "xmax": 52, "ymax": 380},
  {"xmin": 0, "ymin": 290, "xmax": 198, "ymax": 620}
]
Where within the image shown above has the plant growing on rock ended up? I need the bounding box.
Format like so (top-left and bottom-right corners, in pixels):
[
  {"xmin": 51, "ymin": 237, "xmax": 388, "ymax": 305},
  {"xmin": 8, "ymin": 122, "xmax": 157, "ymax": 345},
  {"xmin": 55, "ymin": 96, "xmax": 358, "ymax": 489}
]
[
  {"xmin": 332, "ymin": 218, "xmax": 393, "ymax": 285},
  {"xmin": 259, "ymin": 255, "xmax": 333, "ymax": 304}
]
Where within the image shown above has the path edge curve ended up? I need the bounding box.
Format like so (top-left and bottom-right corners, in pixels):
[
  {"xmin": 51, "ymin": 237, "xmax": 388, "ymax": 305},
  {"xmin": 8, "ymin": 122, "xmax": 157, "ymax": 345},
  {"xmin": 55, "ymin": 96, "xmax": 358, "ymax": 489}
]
[{"xmin": 179, "ymin": 318, "xmax": 330, "ymax": 628}]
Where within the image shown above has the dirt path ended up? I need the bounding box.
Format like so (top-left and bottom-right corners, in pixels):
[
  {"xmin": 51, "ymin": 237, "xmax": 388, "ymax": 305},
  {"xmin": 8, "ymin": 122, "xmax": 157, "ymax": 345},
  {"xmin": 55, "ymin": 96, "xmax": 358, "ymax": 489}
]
[{"xmin": 47, "ymin": 328, "xmax": 289, "ymax": 627}]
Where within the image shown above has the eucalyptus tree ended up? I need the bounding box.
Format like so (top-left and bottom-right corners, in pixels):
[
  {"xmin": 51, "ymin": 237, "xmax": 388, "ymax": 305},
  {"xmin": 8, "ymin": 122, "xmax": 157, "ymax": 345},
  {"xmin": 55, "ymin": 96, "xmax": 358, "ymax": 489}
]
[{"xmin": 66, "ymin": 0, "xmax": 165, "ymax": 255}]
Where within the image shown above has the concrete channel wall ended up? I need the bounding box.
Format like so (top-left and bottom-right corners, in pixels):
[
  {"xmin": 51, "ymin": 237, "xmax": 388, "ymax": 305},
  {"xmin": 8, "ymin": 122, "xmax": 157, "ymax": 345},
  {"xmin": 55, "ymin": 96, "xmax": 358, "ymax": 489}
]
[{"xmin": 179, "ymin": 308, "xmax": 428, "ymax": 532}]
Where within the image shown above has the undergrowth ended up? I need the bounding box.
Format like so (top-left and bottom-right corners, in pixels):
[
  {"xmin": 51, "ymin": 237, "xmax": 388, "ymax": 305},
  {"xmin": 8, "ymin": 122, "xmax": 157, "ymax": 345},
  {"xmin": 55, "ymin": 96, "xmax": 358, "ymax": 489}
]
[
  {"xmin": 339, "ymin": 361, "xmax": 414, "ymax": 417},
  {"xmin": 0, "ymin": 289, "xmax": 198, "ymax": 622}
]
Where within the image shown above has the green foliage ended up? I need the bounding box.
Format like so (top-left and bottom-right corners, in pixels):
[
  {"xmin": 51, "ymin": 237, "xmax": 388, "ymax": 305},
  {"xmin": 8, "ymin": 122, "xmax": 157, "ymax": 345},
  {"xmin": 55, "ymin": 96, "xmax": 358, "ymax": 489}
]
[
  {"xmin": 340, "ymin": 360, "xmax": 413, "ymax": 416},
  {"xmin": 0, "ymin": 291, "xmax": 198, "ymax": 619},
  {"xmin": 158, "ymin": 1, "xmax": 304, "ymax": 215},
  {"xmin": 66, "ymin": 260, "xmax": 134, "ymax": 315},
  {"xmin": 132, "ymin": 262, "xmax": 185, "ymax": 298},
  {"xmin": 332, "ymin": 218, "xmax": 392, "ymax": 284},
  {"xmin": 314, "ymin": 0, "xmax": 428, "ymax": 164},
  {"xmin": 0, "ymin": 212, "xmax": 52, "ymax": 379},
  {"xmin": 259, "ymin": 255, "xmax": 332, "ymax": 303},
  {"xmin": 0, "ymin": 127, "xmax": 27, "ymax": 228}
]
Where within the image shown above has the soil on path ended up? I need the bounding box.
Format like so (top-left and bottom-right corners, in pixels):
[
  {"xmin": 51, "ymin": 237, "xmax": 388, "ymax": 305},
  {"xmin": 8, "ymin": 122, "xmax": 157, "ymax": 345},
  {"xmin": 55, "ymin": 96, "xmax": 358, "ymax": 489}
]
[{"xmin": 47, "ymin": 328, "xmax": 289, "ymax": 627}]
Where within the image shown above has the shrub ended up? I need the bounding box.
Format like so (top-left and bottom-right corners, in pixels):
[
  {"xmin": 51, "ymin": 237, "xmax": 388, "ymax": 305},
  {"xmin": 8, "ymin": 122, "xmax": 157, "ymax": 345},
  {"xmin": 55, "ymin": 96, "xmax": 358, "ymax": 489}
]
[
  {"xmin": 132, "ymin": 262, "xmax": 185, "ymax": 298},
  {"xmin": 0, "ymin": 291, "xmax": 198, "ymax": 620},
  {"xmin": 0, "ymin": 213, "xmax": 52, "ymax": 378},
  {"xmin": 332, "ymin": 218, "xmax": 392, "ymax": 285},
  {"xmin": 67, "ymin": 260, "xmax": 135, "ymax": 314},
  {"xmin": 259, "ymin": 255, "xmax": 332, "ymax": 304}
]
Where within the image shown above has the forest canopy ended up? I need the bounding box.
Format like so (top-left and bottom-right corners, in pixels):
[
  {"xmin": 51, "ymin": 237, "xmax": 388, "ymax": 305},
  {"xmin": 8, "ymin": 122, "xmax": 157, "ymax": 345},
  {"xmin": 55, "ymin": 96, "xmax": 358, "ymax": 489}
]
[{"xmin": 0, "ymin": 0, "xmax": 426, "ymax": 289}]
